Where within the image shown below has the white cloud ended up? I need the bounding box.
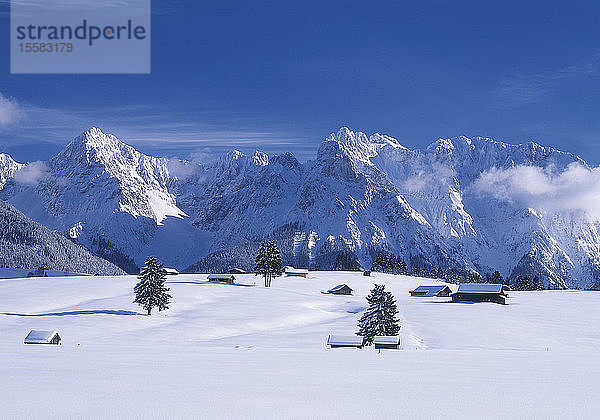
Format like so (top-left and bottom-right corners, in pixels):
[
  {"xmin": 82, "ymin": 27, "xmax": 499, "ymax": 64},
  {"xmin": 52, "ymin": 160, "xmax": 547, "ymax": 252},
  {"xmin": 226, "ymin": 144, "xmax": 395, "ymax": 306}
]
[
  {"xmin": 166, "ymin": 150, "xmax": 216, "ymax": 181},
  {"xmin": 402, "ymin": 163, "xmax": 454, "ymax": 193},
  {"xmin": 13, "ymin": 161, "xmax": 49, "ymax": 185},
  {"xmin": 0, "ymin": 92, "xmax": 25, "ymax": 128},
  {"xmin": 166, "ymin": 159, "xmax": 200, "ymax": 181},
  {"xmin": 472, "ymin": 163, "xmax": 600, "ymax": 219}
]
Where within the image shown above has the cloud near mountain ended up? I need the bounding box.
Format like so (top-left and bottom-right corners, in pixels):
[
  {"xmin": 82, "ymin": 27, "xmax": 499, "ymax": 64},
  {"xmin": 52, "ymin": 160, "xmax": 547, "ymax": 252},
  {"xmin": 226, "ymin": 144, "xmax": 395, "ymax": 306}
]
[
  {"xmin": 0, "ymin": 92, "xmax": 24, "ymax": 128},
  {"xmin": 473, "ymin": 162, "xmax": 600, "ymax": 220}
]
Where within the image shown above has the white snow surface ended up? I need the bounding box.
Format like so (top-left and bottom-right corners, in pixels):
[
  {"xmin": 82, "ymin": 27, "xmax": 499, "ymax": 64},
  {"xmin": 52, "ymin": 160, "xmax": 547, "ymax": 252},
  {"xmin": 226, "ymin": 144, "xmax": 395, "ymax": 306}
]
[{"xmin": 1, "ymin": 271, "xmax": 598, "ymax": 419}]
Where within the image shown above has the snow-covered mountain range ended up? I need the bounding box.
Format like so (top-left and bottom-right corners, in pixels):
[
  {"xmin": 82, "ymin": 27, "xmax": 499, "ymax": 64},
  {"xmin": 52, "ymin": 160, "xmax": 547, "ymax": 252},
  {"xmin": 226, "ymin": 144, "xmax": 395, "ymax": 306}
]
[{"xmin": 1, "ymin": 127, "xmax": 599, "ymax": 288}]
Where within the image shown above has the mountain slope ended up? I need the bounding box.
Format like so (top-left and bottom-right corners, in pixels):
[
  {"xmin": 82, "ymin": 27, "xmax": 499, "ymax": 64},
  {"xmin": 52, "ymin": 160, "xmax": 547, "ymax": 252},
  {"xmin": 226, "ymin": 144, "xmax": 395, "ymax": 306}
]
[
  {"xmin": 0, "ymin": 200, "xmax": 124, "ymax": 275},
  {"xmin": 1, "ymin": 128, "xmax": 208, "ymax": 272},
  {"xmin": 2, "ymin": 127, "xmax": 600, "ymax": 288},
  {"xmin": 181, "ymin": 128, "xmax": 600, "ymax": 288}
]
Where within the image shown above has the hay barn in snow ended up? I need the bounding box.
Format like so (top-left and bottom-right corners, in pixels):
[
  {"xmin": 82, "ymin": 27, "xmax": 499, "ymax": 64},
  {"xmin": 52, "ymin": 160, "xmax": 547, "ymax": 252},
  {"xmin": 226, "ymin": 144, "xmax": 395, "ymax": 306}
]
[
  {"xmin": 24, "ymin": 330, "xmax": 61, "ymax": 345},
  {"xmin": 285, "ymin": 266, "xmax": 308, "ymax": 278},
  {"xmin": 451, "ymin": 283, "xmax": 507, "ymax": 305},
  {"xmin": 208, "ymin": 274, "xmax": 236, "ymax": 284},
  {"xmin": 327, "ymin": 284, "xmax": 353, "ymax": 295},
  {"xmin": 409, "ymin": 285, "xmax": 452, "ymax": 297},
  {"xmin": 373, "ymin": 336, "xmax": 401, "ymax": 349},
  {"xmin": 327, "ymin": 335, "xmax": 363, "ymax": 348}
]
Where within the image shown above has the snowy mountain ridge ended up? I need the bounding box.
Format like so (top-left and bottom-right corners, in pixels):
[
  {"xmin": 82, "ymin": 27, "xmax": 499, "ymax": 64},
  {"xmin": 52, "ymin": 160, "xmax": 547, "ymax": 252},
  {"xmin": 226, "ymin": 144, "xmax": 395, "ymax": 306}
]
[
  {"xmin": 0, "ymin": 153, "xmax": 23, "ymax": 188},
  {"xmin": 0, "ymin": 127, "xmax": 598, "ymax": 288}
]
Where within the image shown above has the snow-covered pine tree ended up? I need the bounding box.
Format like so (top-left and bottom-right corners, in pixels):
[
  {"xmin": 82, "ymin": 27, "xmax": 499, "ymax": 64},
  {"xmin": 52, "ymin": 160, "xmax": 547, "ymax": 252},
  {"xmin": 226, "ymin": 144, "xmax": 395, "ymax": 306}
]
[
  {"xmin": 357, "ymin": 284, "xmax": 401, "ymax": 345},
  {"xmin": 254, "ymin": 241, "xmax": 283, "ymax": 287},
  {"xmin": 133, "ymin": 256, "xmax": 171, "ymax": 315}
]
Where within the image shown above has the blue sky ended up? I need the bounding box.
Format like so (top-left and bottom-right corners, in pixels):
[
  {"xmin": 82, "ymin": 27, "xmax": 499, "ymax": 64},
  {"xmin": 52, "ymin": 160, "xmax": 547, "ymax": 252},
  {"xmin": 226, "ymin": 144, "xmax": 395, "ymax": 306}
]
[{"xmin": 1, "ymin": 0, "xmax": 599, "ymax": 163}]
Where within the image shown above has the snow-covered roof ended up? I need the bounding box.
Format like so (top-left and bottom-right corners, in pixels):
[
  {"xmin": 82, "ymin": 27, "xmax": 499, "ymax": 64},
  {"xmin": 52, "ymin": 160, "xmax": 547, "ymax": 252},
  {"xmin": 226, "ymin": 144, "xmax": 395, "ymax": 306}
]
[
  {"xmin": 328, "ymin": 284, "xmax": 352, "ymax": 292},
  {"xmin": 410, "ymin": 285, "xmax": 450, "ymax": 296},
  {"xmin": 286, "ymin": 267, "xmax": 309, "ymax": 274},
  {"xmin": 208, "ymin": 274, "xmax": 235, "ymax": 279},
  {"xmin": 456, "ymin": 283, "xmax": 503, "ymax": 294},
  {"xmin": 327, "ymin": 335, "xmax": 363, "ymax": 346},
  {"xmin": 373, "ymin": 336, "xmax": 400, "ymax": 345},
  {"xmin": 164, "ymin": 268, "xmax": 179, "ymax": 274},
  {"xmin": 24, "ymin": 330, "xmax": 60, "ymax": 344}
]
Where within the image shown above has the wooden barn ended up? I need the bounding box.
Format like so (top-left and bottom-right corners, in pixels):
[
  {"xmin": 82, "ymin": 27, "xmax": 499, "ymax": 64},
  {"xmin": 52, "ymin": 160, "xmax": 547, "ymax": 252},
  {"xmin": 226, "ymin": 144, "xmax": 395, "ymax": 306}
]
[
  {"xmin": 327, "ymin": 284, "xmax": 353, "ymax": 295},
  {"xmin": 327, "ymin": 335, "xmax": 363, "ymax": 349},
  {"xmin": 24, "ymin": 330, "xmax": 61, "ymax": 345},
  {"xmin": 207, "ymin": 274, "xmax": 236, "ymax": 284},
  {"xmin": 451, "ymin": 283, "xmax": 507, "ymax": 305},
  {"xmin": 409, "ymin": 285, "xmax": 452, "ymax": 297},
  {"xmin": 163, "ymin": 268, "xmax": 179, "ymax": 275},
  {"xmin": 373, "ymin": 336, "xmax": 401, "ymax": 350},
  {"xmin": 285, "ymin": 266, "xmax": 309, "ymax": 278},
  {"xmin": 229, "ymin": 268, "xmax": 246, "ymax": 274}
]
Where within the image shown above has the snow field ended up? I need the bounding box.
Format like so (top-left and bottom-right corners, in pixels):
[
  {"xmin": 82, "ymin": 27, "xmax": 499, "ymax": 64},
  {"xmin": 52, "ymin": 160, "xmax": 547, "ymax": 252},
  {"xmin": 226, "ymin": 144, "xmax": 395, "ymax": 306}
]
[{"xmin": 1, "ymin": 271, "xmax": 599, "ymax": 418}]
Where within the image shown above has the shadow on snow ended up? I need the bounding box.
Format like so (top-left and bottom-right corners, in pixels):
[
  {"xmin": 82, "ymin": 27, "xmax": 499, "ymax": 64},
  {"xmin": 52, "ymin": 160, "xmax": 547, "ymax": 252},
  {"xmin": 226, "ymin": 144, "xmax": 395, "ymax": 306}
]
[{"xmin": 1, "ymin": 309, "xmax": 141, "ymax": 317}]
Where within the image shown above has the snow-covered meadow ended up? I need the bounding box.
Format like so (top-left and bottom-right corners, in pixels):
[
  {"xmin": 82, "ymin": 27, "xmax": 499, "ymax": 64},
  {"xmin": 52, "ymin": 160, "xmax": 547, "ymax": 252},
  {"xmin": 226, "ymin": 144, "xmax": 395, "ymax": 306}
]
[{"xmin": 1, "ymin": 271, "xmax": 599, "ymax": 418}]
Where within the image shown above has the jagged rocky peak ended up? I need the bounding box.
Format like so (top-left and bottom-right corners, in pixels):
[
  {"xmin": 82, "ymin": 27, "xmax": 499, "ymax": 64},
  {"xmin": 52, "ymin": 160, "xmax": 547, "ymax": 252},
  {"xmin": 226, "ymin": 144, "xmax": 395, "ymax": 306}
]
[
  {"xmin": 271, "ymin": 152, "xmax": 301, "ymax": 169},
  {"xmin": 221, "ymin": 149, "xmax": 268, "ymax": 166},
  {"xmin": 319, "ymin": 127, "xmax": 406, "ymax": 163},
  {"xmin": 320, "ymin": 127, "xmax": 376, "ymax": 163},
  {"xmin": 214, "ymin": 149, "xmax": 269, "ymax": 178},
  {"xmin": 426, "ymin": 135, "xmax": 582, "ymax": 167},
  {"xmin": 0, "ymin": 153, "xmax": 23, "ymax": 187},
  {"xmin": 250, "ymin": 150, "xmax": 269, "ymax": 166},
  {"xmin": 51, "ymin": 127, "xmax": 174, "ymax": 190},
  {"xmin": 369, "ymin": 133, "xmax": 406, "ymax": 149},
  {"xmin": 427, "ymin": 136, "xmax": 478, "ymax": 156},
  {"xmin": 59, "ymin": 127, "xmax": 132, "ymax": 161},
  {"xmin": 55, "ymin": 127, "xmax": 131, "ymax": 170},
  {"xmin": 0, "ymin": 152, "xmax": 20, "ymax": 166}
]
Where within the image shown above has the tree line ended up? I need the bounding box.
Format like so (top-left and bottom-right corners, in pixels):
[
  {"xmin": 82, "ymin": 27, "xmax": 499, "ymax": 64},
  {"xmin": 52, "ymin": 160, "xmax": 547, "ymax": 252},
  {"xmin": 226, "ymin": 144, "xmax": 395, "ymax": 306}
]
[{"xmin": 332, "ymin": 249, "xmax": 551, "ymax": 291}]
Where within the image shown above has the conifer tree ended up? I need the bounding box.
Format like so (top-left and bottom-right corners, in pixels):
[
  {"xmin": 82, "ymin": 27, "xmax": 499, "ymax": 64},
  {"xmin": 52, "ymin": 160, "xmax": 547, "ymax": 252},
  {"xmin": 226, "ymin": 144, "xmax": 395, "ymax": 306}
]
[
  {"xmin": 372, "ymin": 252, "xmax": 408, "ymax": 274},
  {"xmin": 333, "ymin": 251, "xmax": 361, "ymax": 271},
  {"xmin": 522, "ymin": 275, "xmax": 533, "ymax": 290},
  {"xmin": 254, "ymin": 241, "xmax": 283, "ymax": 287},
  {"xmin": 133, "ymin": 256, "xmax": 171, "ymax": 315},
  {"xmin": 533, "ymin": 275, "xmax": 545, "ymax": 290},
  {"xmin": 396, "ymin": 257, "xmax": 408, "ymax": 275},
  {"xmin": 490, "ymin": 271, "xmax": 504, "ymax": 284},
  {"xmin": 357, "ymin": 284, "xmax": 401, "ymax": 345}
]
